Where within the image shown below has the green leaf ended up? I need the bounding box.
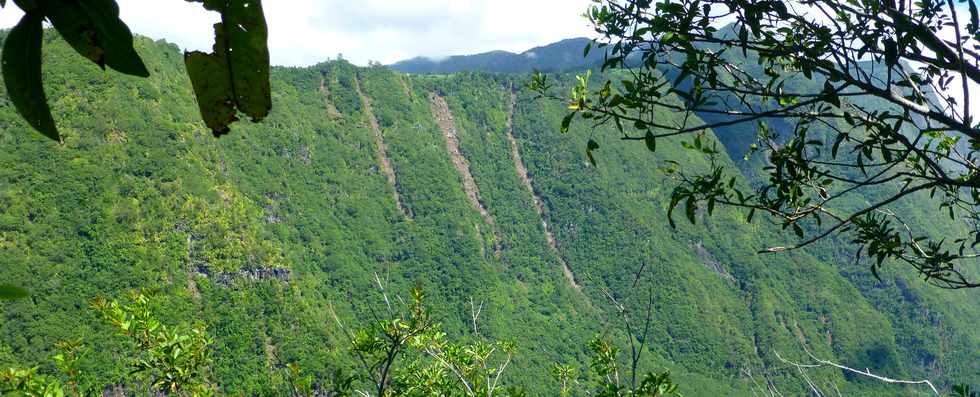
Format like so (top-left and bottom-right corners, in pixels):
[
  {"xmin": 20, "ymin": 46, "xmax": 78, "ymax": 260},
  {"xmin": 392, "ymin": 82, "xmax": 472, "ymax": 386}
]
[
  {"xmin": 971, "ymin": 1, "xmax": 979, "ymax": 34},
  {"xmin": 685, "ymin": 196, "xmax": 696, "ymax": 224},
  {"xmin": 76, "ymin": 0, "xmax": 149, "ymax": 76},
  {"xmin": 822, "ymin": 80, "xmax": 840, "ymax": 108},
  {"xmin": 185, "ymin": 0, "xmax": 271, "ymax": 136},
  {"xmin": 792, "ymin": 223, "xmax": 804, "ymax": 238},
  {"xmin": 217, "ymin": 0, "xmax": 271, "ymax": 119},
  {"xmin": 870, "ymin": 262, "xmax": 882, "ymax": 282},
  {"xmin": 560, "ymin": 113, "xmax": 574, "ymax": 133},
  {"xmin": 0, "ymin": 284, "xmax": 28, "ymax": 300},
  {"xmin": 644, "ymin": 130, "xmax": 656, "ymax": 152},
  {"xmin": 2, "ymin": 12, "xmax": 59, "ymax": 141},
  {"xmin": 738, "ymin": 24, "xmax": 748, "ymax": 56},
  {"xmin": 667, "ymin": 193, "xmax": 682, "ymax": 229},
  {"xmin": 673, "ymin": 67, "xmax": 690, "ymax": 86},
  {"xmin": 43, "ymin": 3, "xmax": 105, "ymax": 65},
  {"xmin": 832, "ymin": 132, "xmax": 848, "ymax": 158},
  {"xmin": 883, "ymin": 38, "xmax": 898, "ymax": 68},
  {"xmin": 185, "ymin": 51, "xmax": 238, "ymax": 136},
  {"xmin": 586, "ymin": 139, "xmax": 599, "ymax": 166},
  {"xmin": 40, "ymin": 0, "xmax": 148, "ymax": 76}
]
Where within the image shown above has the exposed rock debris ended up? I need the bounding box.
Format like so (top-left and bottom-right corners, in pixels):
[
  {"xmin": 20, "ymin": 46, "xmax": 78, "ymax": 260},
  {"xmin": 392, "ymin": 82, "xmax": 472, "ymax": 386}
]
[
  {"xmin": 429, "ymin": 93, "xmax": 502, "ymax": 258},
  {"xmin": 196, "ymin": 266, "xmax": 292, "ymax": 286},
  {"xmin": 691, "ymin": 241, "xmax": 736, "ymax": 282},
  {"xmin": 505, "ymin": 90, "xmax": 581, "ymax": 291},
  {"xmin": 354, "ymin": 77, "xmax": 412, "ymax": 219}
]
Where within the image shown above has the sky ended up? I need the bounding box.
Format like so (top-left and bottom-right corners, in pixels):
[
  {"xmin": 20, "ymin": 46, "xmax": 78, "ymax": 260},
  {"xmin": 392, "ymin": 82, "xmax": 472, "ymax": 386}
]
[{"xmin": 0, "ymin": 0, "xmax": 596, "ymax": 67}]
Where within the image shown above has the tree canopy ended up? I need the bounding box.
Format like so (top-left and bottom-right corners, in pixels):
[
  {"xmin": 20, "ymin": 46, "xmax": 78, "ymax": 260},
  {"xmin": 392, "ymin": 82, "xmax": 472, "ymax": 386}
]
[{"xmin": 534, "ymin": 0, "xmax": 980, "ymax": 289}]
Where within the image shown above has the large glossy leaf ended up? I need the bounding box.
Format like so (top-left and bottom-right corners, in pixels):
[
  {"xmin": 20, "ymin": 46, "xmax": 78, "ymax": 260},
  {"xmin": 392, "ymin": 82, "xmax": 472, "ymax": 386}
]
[
  {"xmin": 644, "ymin": 130, "xmax": 656, "ymax": 152},
  {"xmin": 185, "ymin": 0, "xmax": 271, "ymax": 136},
  {"xmin": 2, "ymin": 12, "xmax": 58, "ymax": 141},
  {"xmin": 77, "ymin": 0, "xmax": 148, "ymax": 76},
  {"xmin": 41, "ymin": 1, "xmax": 105, "ymax": 66},
  {"xmin": 41, "ymin": 0, "xmax": 150, "ymax": 76},
  {"xmin": 221, "ymin": 0, "xmax": 270, "ymax": 119},
  {"xmin": 586, "ymin": 139, "xmax": 599, "ymax": 166},
  {"xmin": 185, "ymin": 48, "xmax": 238, "ymax": 135}
]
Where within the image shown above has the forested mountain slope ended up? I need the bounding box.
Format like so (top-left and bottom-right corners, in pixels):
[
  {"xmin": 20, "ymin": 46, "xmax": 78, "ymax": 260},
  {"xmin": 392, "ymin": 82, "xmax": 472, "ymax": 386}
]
[
  {"xmin": 0, "ymin": 33, "xmax": 976, "ymax": 395},
  {"xmin": 390, "ymin": 38, "xmax": 602, "ymax": 74}
]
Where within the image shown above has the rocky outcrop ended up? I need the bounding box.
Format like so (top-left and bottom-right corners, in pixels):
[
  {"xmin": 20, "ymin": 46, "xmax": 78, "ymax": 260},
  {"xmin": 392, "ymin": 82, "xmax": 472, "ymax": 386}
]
[
  {"xmin": 691, "ymin": 241, "xmax": 736, "ymax": 283},
  {"xmin": 196, "ymin": 266, "xmax": 292, "ymax": 286}
]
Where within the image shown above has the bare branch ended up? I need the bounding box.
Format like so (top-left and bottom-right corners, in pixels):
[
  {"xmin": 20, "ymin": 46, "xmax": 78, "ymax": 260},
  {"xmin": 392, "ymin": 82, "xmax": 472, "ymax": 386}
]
[{"xmin": 774, "ymin": 349, "xmax": 941, "ymax": 396}]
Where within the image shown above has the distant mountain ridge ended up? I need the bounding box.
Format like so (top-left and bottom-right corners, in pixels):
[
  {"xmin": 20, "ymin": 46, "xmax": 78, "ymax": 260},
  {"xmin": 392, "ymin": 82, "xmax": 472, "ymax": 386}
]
[{"xmin": 390, "ymin": 37, "xmax": 602, "ymax": 74}]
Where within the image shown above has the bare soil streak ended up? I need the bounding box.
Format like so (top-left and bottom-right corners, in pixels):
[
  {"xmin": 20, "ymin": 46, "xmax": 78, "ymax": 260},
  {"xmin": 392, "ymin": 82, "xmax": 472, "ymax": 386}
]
[
  {"xmin": 354, "ymin": 77, "xmax": 411, "ymax": 218},
  {"xmin": 505, "ymin": 90, "xmax": 581, "ymax": 291},
  {"xmin": 399, "ymin": 75, "xmax": 413, "ymax": 102},
  {"xmin": 691, "ymin": 241, "xmax": 736, "ymax": 283},
  {"xmin": 429, "ymin": 93, "xmax": 502, "ymax": 258},
  {"xmin": 318, "ymin": 77, "xmax": 341, "ymax": 118}
]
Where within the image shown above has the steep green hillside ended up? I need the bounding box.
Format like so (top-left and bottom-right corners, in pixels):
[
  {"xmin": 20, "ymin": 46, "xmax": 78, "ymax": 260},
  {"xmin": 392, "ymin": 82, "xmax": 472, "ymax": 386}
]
[{"xmin": 0, "ymin": 32, "xmax": 976, "ymax": 395}]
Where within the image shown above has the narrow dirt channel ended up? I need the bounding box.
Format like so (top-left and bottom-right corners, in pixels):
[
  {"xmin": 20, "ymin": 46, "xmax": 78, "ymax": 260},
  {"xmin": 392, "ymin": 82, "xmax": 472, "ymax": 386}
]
[
  {"xmin": 318, "ymin": 77, "xmax": 341, "ymax": 118},
  {"xmin": 429, "ymin": 93, "xmax": 502, "ymax": 258},
  {"xmin": 353, "ymin": 77, "xmax": 411, "ymax": 219},
  {"xmin": 505, "ymin": 90, "xmax": 581, "ymax": 291}
]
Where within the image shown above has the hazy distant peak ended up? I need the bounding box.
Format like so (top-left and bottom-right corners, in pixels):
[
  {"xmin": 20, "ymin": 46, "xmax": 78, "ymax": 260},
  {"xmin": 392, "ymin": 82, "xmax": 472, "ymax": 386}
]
[{"xmin": 390, "ymin": 37, "xmax": 601, "ymax": 74}]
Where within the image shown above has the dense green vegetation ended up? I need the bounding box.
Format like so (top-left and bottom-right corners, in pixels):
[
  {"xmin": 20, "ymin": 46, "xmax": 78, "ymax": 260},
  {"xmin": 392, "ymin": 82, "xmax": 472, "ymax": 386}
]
[
  {"xmin": 0, "ymin": 31, "xmax": 977, "ymax": 395},
  {"xmin": 1, "ymin": 288, "xmax": 686, "ymax": 397}
]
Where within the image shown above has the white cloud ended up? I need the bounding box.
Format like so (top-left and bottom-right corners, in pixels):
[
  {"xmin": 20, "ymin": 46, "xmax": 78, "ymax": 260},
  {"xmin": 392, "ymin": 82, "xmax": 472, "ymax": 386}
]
[{"xmin": 0, "ymin": 0, "xmax": 595, "ymax": 66}]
